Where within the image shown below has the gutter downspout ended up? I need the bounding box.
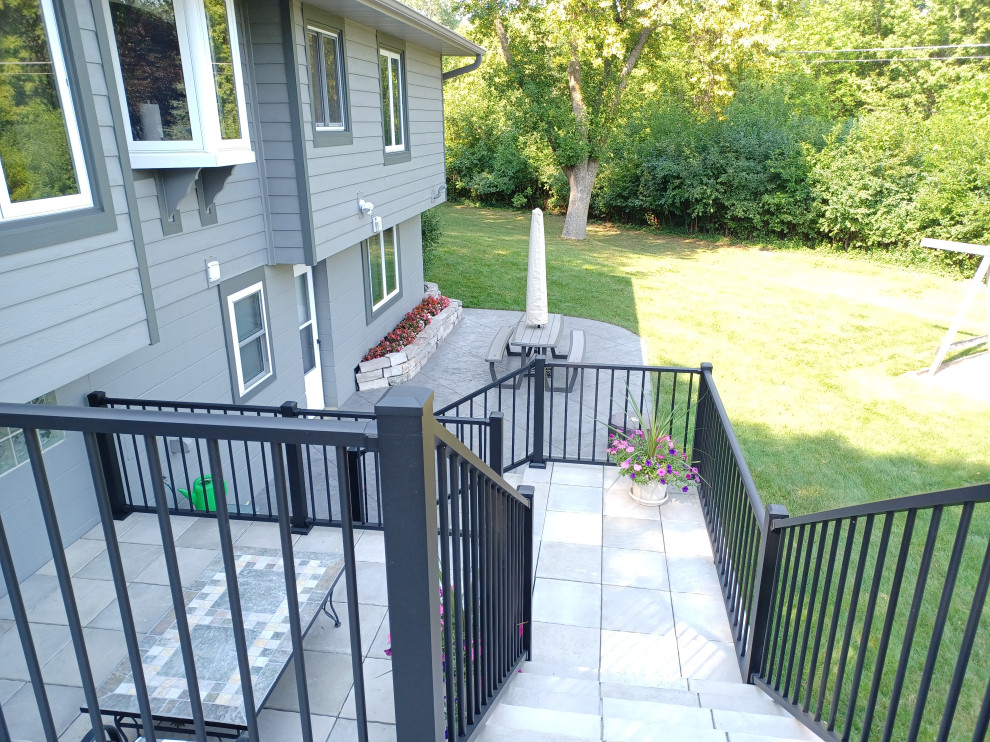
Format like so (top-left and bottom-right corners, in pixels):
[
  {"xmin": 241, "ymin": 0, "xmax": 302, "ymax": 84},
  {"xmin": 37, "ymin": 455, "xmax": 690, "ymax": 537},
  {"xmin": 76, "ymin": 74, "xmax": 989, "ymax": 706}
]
[{"xmin": 442, "ymin": 53, "xmax": 483, "ymax": 81}]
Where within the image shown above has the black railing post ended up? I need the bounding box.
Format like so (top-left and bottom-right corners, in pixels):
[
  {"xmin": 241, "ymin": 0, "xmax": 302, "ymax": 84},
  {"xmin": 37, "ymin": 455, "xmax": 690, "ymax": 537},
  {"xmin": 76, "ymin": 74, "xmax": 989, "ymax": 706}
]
[
  {"xmin": 279, "ymin": 402, "xmax": 311, "ymax": 534},
  {"xmin": 744, "ymin": 503, "xmax": 790, "ymax": 682},
  {"xmin": 85, "ymin": 391, "xmax": 130, "ymax": 520},
  {"xmin": 345, "ymin": 447, "xmax": 365, "ymax": 523},
  {"xmin": 488, "ymin": 411, "xmax": 504, "ymax": 476},
  {"xmin": 530, "ymin": 358, "xmax": 546, "ymax": 468},
  {"xmin": 518, "ymin": 484, "xmax": 535, "ymax": 659},
  {"xmin": 375, "ymin": 386, "xmax": 446, "ymax": 742}
]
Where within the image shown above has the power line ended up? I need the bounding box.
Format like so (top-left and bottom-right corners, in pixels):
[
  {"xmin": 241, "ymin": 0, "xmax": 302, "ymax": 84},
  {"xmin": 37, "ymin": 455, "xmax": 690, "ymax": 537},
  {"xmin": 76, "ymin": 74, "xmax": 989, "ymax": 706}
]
[
  {"xmin": 784, "ymin": 42, "xmax": 990, "ymax": 54},
  {"xmin": 808, "ymin": 55, "xmax": 990, "ymax": 63}
]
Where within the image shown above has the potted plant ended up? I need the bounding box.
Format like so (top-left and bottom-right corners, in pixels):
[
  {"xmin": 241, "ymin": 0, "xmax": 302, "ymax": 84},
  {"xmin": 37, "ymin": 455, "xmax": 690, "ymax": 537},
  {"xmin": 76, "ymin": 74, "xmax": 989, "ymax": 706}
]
[{"xmin": 607, "ymin": 392, "xmax": 699, "ymax": 506}]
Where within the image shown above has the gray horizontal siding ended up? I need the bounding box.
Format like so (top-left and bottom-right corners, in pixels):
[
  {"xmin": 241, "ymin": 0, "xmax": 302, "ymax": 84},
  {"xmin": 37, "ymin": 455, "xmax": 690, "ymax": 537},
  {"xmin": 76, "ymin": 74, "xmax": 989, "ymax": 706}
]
[
  {"xmin": 0, "ymin": 0, "xmax": 150, "ymax": 404},
  {"xmin": 273, "ymin": 7, "xmax": 445, "ymax": 266}
]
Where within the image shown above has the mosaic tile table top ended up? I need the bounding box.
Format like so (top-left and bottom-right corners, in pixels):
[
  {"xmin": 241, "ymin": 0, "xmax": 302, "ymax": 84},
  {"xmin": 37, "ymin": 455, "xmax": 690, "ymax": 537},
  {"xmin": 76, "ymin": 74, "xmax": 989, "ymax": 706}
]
[{"xmin": 93, "ymin": 547, "xmax": 344, "ymax": 728}]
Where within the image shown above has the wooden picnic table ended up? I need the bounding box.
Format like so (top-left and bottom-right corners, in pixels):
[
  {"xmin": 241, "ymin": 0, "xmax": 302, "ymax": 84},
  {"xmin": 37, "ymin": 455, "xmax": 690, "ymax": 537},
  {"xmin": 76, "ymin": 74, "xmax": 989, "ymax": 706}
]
[{"xmin": 509, "ymin": 313, "xmax": 563, "ymax": 357}]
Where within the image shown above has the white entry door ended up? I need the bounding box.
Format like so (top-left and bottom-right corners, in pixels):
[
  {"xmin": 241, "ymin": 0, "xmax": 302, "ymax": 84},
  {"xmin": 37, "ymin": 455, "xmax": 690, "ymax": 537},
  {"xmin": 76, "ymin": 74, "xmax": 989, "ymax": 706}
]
[{"xmin": 294, "ymin": 266, "xmax": 325, "ymax": 409}]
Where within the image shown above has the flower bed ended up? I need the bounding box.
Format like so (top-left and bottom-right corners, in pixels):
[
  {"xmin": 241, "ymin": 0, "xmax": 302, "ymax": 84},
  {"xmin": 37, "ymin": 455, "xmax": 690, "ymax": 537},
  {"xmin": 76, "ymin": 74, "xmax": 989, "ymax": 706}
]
[{"xmin": 354, "ymin": 283, "xmax": 463, "ymax": 391}]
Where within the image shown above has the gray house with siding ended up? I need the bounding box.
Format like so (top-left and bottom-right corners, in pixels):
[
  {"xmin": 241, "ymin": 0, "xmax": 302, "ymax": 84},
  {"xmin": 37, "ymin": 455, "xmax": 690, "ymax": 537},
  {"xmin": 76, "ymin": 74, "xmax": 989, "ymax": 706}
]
[{"xmin": 0, "ymin": 0, "xmax": 483, "ymax": 578}]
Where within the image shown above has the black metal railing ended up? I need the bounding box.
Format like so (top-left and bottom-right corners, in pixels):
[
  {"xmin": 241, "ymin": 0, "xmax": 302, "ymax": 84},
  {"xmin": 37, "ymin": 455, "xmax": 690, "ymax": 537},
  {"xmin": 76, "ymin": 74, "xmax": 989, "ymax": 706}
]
[
  {"xmin": 0, "ymin": 401, "xmax": 377, "ymax": 742},
  {"xmin": 0, "ymin": 387, "xmax": 533, "ymax": 742},
  {"xmin": 692, "ymin": 364, "xmax": 768, "ymax": 675},
  {"xmin": 434, "ymin": 424, "xmax": 533, "ymax": 740},
  {"xmin": 751, "ymin": 485, "xmax": 990, "ymax": 742},
  {"xmin": 87, "ymin": 393, "xmax": 382, "ymax": 531},
  {"xmin": 437, "ymin": 359, "xmax": 702, "ymax": 471}
]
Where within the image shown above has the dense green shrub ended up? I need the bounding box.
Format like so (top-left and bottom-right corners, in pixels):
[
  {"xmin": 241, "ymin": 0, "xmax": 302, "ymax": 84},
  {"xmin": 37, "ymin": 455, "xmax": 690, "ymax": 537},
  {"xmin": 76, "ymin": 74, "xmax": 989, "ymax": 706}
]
[{"xmin": 421, "ymin": 206, "xmax": 445, "ymax": 268}]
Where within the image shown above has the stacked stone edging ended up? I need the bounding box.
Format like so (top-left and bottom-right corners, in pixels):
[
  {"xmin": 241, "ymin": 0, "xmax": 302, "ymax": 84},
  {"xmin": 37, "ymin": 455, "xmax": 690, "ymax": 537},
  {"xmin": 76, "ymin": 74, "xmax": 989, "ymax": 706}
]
[{"xmin": 354, "ymin": 283, "xmax": 463, "ymax": 391}]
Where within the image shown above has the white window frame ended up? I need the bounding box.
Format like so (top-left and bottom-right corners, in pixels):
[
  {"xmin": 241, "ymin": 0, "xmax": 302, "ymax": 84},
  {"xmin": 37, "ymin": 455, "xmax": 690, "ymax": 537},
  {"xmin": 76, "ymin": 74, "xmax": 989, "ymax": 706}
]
[
  {"xmin": 307, "ymin": 25, "xmax": 346, "ymax": 132},
  {"xmin": 0, "ymin": 0, "xmax": 92, "ymax": 223},
  {"xmin": 103, "ymin": 0, "xmax": 254, "ymax": 169},
  {"xmin": 379, "ymin": 48, "xmax": 405, "ymax": 153},
  {"xmin": 0, "ymin": 392, "xmax": 65, "ymax": 478},
  {"xmin": 367, "ymin": 226, "xmax": 400, "ymax": 311},
  {"xmin": 226, "ymin": 281, "xmax": 273, "ymax": 396}
]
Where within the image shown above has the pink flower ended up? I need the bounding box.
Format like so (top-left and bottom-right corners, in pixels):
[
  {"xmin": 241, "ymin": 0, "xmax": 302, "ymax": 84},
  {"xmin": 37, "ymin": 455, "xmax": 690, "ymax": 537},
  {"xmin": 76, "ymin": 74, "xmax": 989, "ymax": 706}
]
[
  {"xmin": 633, "ymin": 464, "xmax": 642, "ymax": 472},
  {"xmin": 620, "ymin": 460, "xmax": 631, "ymax": 469},
  {"xmin": 625, "ymin": 446, "xmax": 635, "ymax": 453}
]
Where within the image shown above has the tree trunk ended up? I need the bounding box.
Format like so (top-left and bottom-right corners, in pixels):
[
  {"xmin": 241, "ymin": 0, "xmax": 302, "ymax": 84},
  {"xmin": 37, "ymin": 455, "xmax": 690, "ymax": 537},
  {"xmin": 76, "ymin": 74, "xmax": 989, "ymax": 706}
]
[{"xmin": 561, "ymin": 159, "xmax": 599, "ymax": 240}]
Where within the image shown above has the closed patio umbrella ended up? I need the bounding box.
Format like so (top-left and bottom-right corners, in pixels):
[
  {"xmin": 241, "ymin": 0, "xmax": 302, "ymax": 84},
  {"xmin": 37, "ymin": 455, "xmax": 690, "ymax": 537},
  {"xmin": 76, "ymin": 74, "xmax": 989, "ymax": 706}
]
[{"xmin": 526, "ymin": 207, "xmax": 549, "ymax": 326}]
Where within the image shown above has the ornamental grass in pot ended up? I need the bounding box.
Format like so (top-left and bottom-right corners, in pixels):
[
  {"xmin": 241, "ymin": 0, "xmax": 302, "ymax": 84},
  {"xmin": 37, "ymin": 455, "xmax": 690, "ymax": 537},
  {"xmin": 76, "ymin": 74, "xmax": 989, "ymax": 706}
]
[{"xmin": 607, "ymin": 391, "xmax": 699, "ymax": 506}]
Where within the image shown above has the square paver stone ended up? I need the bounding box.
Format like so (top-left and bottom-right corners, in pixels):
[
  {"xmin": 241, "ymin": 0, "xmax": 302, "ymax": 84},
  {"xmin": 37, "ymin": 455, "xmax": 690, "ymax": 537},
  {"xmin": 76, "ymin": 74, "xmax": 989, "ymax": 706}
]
[
  {"xmin": 339, "ymin": 657, "xmax": 395, "ymax": 724},
  {"xmin": 531, "ymin": 622, "xmax": 601, "ymax": 669},
  {"xmin": 533, "ymin": 578, "xmax": 601, "ymax": 629},
  {"xmin": 601, "ymin": 585, "xmax": 674, "ymax": 635},
  {"xmin": 602, "ymin": 547, "xmax": 668, "ymax": 590},
  {"xmin": 665, "ymin": 555, "xmax": 722, "ymax": 596},
  {"xmin": 542, "ymin": 512, "xmax": 602, "ymax": 547},
  {"xmin": 671, "ymin": 592, "xmax": 734, "ymax": 643},
  {"xmin": 604, "ymin": 488, "xmax": 661, "ymax": 521},
  {"xmin": 266, "ymin": 648, "xmax": 356, "ymax": 716},
  {"xmin": 661, "ymin": 521, "xmax": 714, "ymax": 558},
  {"xmin": 257, "ymin": 708, "xmax": 336, "ymax": 742},
  {"xmin": 536, "ymin": 542, "xmax": 602, "ymax": 584},
  {"xmin": 328, "ymin": 719, "xmax": 397, "ymax": 742},
  {"xmin": 550, "ymin": 464, "xmax": 604, "ymax": 489},
  {"xmin": 603, "ymin": 517, "xmax": 664, "ymax": 553},
  {"xmin": 659, "ymin": 491, "xmax": 706, "ymax": 523},
  {"xmin": 548, "ymin": 484, "xmax": 603, "ymax": 514},
  {"xmin": 600, "ymin": 630, "xmax": 681, "ymax": 687},
  {"xmin": 677, "ymin": 635, "xmax": 742, "ymax": 683}
]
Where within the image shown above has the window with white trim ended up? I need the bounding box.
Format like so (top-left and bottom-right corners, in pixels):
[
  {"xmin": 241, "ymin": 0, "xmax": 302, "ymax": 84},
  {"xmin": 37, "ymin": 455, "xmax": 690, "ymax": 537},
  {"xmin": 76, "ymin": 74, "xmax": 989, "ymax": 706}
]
[
  {"xmin": 0, "ymin": 392, "xmax": 65, "ymax": 477},
  {"xmin": 379, "ymin": 48, "xmax": 405, "ymax": 152},
  {"xmin": 307, "ymin": 26, "xmax": 346, "ymax": 131},
  {"xmin": 0, "ymin": 0, "xmax": 92, "ymax": 223},
  {"xmin": 104, "ymin": 0, "xmax": 253, "ymax": 168},
  {"xmin": 227, "ymin": 282, "xmax": 273, "ymax": 395},
  {"xmin": 366, "ymin": 226, "xmax": 399, "ymax": 311}
]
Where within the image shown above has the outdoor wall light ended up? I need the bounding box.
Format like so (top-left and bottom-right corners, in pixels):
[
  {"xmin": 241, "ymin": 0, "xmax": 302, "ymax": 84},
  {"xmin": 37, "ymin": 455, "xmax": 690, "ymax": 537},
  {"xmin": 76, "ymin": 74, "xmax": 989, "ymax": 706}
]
[
  {"xmin": 206, "ymin": 259, "xmax": 221, "ymax": 284},
  {"xmin": 358, "ymin": 198, "xmax": 375, "ymax": 215}
]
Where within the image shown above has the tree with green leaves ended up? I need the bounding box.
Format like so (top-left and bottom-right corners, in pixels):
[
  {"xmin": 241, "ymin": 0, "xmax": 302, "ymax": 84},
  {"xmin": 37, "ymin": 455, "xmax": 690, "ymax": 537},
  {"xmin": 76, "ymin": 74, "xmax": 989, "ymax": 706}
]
[{"xmin": 457, "ymin": 0, "xmax": 781, "ymax": 238}]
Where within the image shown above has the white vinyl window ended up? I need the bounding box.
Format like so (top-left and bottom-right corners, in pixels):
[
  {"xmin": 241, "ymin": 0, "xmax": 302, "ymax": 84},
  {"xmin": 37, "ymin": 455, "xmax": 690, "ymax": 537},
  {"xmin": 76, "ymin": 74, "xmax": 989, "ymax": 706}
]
[
  {"xmin": 0, "ymin": 0, "xmax": 92, "ymax": 223},
  {"xmin": 379, "ymin": 48, "xmax": 405, "ymax": 152},
  {"xmin": 104, "ymin": 0, "xmax": 253, "ymax": 168},
  {"xmin": 307, "ymin": 26, "xmax": 346, "ymax": 131},
  {"xmin": 227, "ymin": 282, "xmax": 273, "ymax": 395},
  {"xmin": 366, "ymin": 226, "xmax": 399, "ymax": 310},
  {"xmin": 0, "ymin": 392, "xmax": 65, "ymax": 477}
]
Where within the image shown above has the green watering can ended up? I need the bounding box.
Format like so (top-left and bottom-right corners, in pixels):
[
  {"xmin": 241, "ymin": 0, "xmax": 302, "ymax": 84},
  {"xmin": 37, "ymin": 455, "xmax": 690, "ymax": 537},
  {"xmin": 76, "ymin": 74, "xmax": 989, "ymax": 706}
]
[{"xmin": 177, "ymin": 475, "xmax": 228, "ymax": 512}]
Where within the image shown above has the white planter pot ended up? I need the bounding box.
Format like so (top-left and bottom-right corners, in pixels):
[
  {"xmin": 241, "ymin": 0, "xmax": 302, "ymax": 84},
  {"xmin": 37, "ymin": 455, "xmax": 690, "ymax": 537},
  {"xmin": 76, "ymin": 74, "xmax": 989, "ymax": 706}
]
[{"xmin": 629, "ymin": 480, "xmax": 670, "ymax": 506}]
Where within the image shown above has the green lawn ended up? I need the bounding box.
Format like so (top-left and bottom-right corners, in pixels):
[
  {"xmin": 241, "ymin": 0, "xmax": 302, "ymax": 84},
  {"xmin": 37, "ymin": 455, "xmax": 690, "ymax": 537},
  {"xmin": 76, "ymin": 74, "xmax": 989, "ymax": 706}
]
[{"xmin": 426, "ymin": 204, "xmax": 989, "ymax": 516}]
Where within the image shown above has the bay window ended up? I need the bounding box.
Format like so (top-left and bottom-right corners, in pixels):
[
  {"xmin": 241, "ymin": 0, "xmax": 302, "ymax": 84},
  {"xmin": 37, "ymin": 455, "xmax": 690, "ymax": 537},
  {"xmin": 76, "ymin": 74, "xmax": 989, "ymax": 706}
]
[
  {"xmin": 105, "ymin": 0, "xmax": 253, "ymax": 168},
  {"xmin": 0, "ymin": 0, "xmax": 92, "ymax": 222}
]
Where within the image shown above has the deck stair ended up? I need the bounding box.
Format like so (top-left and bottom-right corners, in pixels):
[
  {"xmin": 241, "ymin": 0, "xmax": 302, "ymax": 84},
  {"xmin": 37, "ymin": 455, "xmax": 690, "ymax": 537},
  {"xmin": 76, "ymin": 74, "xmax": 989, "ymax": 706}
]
[{"xmin": 476, "ymin": 662, "xmax": 820, "ymax": 742}]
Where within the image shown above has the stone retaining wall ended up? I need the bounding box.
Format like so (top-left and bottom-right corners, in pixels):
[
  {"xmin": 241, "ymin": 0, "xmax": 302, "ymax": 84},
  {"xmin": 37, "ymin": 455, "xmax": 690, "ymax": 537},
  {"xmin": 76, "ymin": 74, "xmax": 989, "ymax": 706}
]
[{"xmin": 354, "ymin": 283, "xmax": 463, "ymax": 391}]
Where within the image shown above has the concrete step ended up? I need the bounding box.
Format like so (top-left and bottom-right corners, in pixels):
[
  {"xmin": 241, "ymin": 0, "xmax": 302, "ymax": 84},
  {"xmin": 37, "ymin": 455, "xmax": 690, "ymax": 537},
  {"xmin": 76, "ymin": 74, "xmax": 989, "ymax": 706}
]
[
  {"xmin": 485, "ymin": 704, "xmax": 601, "ymax": 740},
  {"xmin": 472, "ymin": 725, "xmax": 593, "ymax": 742},
  {"xmin": 500, "ymin": 686, "xmax": 600, "ymax": 715},
  {"xmin": 603, "ymin": 718, "xmax": 727, "ymax": 741},
  {"xmin": 517, "ymin": 660, "xmax": 600, "ymax": 681},
  {"xmin": 686, "ymin": 678, "xmax": 777, "ymax": 700},
  {"xmin": 510, "ymin": 670, "xmax": 601, "ymax": 698},
  {"xmin": 711, "ymin": 708, "xmax": 821, "ymax": 741}
]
